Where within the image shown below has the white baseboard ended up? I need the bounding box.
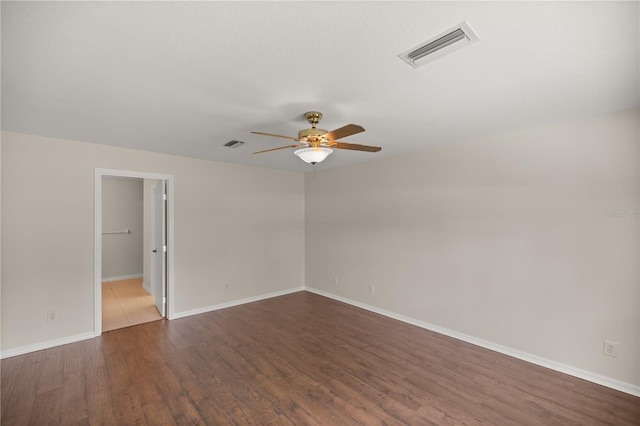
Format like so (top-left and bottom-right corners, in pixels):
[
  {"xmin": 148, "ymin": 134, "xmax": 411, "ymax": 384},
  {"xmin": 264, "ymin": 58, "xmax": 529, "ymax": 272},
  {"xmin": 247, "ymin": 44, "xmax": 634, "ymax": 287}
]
[
  {"xmin": 142, "ymin": 281, "xmax": 152, "ymax": 294},
  {"xmin": 0, "ymin": 332, "xmax": 95, "ymax": 359},
  {"xmin": 5, "ymin": 286, "xmax": 637, "ymax": 397},
  {"xmin": 102, "ymin": 273, "xmax": 143, "ymax": 283},
  {"xmin": 173, "ymin": 286, "xmax": 305, "ymax": 320},
  {"xmin": 305, "ymin": 287, "xmax": 640, "ymax": 397},
  {"xmin": 2, "ymin": 287, "xmax": 304, "ymax": 358}
]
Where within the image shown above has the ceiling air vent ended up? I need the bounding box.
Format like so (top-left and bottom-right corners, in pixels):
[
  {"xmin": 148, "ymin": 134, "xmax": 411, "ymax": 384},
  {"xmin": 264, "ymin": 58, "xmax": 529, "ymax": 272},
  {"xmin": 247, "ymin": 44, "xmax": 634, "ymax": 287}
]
[
  {"xmin": 398, "ymin": 21, "xmax": 479, "ymax": 68},
  {"xmin": 224, "ymin": 140, "xmax": 245, "ymax": 148}
]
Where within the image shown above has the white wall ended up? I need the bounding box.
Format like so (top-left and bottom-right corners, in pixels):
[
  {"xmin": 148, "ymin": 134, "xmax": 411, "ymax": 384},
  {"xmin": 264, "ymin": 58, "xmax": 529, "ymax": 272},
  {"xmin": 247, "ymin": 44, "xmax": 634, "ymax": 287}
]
[
  {"xmin": 101, "ymin": 177, "xmax": 143, "ymax": 280},
  {"xmin": 0, "ymin": 137, "xmax": 2, "ymax": 347},
  {"xmin": 1, "ymin": 132, "xmax": 305, "ymax": 352},
  {"xmin": 305, "ymin": 109, "xmax": 639, "ymax": 388}
]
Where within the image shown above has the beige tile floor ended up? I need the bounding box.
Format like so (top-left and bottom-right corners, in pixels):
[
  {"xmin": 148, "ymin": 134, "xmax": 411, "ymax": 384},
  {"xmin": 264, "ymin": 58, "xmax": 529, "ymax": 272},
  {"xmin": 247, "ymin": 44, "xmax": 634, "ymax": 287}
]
[{"xmin": 102, "ymin": 278, "xmax": 162, "ymax": 332}]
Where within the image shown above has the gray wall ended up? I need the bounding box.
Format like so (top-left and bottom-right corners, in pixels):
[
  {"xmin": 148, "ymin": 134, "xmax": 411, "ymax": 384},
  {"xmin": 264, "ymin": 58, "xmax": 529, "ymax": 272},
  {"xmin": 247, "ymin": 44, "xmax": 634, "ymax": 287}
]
[
  {"xmin": 101, "ymin": 177, "xmax": 143, "ymax": 280},
  {"xmin": 1, "ymin": 132, "xmax": 305, "ymax": 351},
  {"xmin": 1, "ymin": 109, "xmax": 638, "ymax": 391},
  {"xmin": 305, "ymin": 109, "xmax": 639, "ymax": 388}
]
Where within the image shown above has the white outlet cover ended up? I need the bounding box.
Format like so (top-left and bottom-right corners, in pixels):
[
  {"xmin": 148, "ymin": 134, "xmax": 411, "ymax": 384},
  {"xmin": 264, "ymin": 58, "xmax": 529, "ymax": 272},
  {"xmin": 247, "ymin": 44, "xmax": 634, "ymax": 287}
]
[{"xmin": 603, "ymin": 340, "xmax": 619, "ymax": 357}]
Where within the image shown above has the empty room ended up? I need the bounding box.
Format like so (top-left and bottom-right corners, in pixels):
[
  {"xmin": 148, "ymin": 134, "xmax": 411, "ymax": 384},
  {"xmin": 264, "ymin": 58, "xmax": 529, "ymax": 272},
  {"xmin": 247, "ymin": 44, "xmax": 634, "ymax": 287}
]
[{"xmin": 1, "ymin": 2, "xmax": 639, "ymax": 424}]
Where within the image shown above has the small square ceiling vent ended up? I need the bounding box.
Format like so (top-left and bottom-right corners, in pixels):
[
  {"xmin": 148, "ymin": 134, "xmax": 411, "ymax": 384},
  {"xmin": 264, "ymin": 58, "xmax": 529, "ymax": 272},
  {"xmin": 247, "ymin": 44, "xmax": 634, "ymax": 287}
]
[
  {"xmin": 398, "ymin": 21, "xmax": 479, "ymax": 68},
  {"xmin": 224, "ymin": 140, "xmax": 245, "ymax": 148}
]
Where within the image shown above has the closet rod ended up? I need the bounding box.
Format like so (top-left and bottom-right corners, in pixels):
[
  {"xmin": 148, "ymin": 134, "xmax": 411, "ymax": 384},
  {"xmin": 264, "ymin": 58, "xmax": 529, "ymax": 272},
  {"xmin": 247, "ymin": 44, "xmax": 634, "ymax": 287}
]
[{"xmin": 102, "ymin": 229, "xmax": 131, "ymax": 235}]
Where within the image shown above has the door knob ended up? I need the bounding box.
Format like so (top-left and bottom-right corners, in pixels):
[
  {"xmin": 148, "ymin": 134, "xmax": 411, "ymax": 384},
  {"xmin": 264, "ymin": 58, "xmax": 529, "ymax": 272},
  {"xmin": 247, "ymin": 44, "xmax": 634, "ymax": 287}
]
[{"xmin": 152, "ymin": 249, "xmax": 157, "ymax": 253}]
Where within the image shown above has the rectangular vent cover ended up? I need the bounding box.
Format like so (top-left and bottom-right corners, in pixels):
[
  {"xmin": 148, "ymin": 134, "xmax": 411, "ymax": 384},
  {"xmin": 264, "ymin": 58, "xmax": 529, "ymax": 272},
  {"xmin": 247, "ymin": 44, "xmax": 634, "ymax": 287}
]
[
  {"xmin": 224, "ymin": 140, "xmax": 245, "ymax": 148},
  {"xmin": 398, "ymin": 21, "xmax": 479, "ymax": 68}
]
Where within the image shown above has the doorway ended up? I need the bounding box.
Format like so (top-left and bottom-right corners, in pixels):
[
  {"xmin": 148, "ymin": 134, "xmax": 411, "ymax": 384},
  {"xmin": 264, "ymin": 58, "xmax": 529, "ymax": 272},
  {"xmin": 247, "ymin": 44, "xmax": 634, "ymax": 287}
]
[{"xmin": 94, "ymin": 169, "xmax": 174, "ymax": 336}]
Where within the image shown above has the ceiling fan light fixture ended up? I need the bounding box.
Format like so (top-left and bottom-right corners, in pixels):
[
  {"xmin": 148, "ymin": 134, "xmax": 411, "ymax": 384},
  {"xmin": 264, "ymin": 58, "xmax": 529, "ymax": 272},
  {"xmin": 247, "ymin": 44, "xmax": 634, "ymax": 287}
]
[
  {"xmin": 294, "ymin": 147, "xmax": 333, "ymax": 165},
  {"xmin": 252, "ymin": 111, "xmax": 379, "ymax": 162}
]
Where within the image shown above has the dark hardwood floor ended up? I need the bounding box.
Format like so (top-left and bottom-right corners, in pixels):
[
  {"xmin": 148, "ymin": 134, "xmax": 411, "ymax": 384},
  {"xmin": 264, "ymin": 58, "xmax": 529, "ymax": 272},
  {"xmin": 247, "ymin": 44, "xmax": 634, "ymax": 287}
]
[{"xmin": 2, "ymin": 291, "xmax": 639, "ymax": 425}]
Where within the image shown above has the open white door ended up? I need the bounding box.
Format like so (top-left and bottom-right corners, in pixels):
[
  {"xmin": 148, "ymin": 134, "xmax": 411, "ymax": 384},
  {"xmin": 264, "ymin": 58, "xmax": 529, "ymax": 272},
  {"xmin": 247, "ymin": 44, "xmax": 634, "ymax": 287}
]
[{"xmin": 151, "ymin": 180, "xmax": 166, "ymax": 317}]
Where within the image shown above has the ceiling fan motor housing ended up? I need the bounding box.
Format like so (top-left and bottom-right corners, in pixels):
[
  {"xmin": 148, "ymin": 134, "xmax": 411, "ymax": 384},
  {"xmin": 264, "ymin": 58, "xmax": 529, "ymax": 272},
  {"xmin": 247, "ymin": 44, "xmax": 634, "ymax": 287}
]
[
  {"xmin": 300, "ymin": 111, "xmax": 329, "ymax": 145},
  {"xmin": 298, "ymin": 127, "xmax": 329, "ymax": 139}
]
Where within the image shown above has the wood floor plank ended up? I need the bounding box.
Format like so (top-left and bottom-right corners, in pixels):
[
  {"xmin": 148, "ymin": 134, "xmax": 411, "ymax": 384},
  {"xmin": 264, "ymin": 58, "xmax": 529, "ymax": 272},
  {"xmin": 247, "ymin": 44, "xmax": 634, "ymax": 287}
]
[
  {"xmin": 84, "ymin": 365, "xmax": 117, "ymax": 424},
  {"xmin": 2, "ymin": 291, "xmax": 638, "ymax": 425}
]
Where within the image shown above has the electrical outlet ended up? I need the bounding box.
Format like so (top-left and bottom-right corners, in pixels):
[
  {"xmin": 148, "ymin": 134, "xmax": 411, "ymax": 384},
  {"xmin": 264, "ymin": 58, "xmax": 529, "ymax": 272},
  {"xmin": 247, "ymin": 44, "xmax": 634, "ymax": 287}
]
[
  {"xmin": 47, "ymin": 311, "xmax": 56, "ymax": 322},
  {"xmin": 332, "ymin": 277, "xmax": 338, "ymax": 286},
  {"xmin": 369, "ymin": 284, "xmax": 375, "ymax": 294},
  {"xmin": 603, "ymin": 340, "xmax": 619, "ymax": 357}
]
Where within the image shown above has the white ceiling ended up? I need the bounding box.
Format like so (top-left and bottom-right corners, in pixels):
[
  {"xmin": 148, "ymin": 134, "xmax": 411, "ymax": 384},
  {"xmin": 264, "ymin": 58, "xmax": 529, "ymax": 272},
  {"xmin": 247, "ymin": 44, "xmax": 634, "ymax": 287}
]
[{"xmin": 2, "ymin": 1, "xmax": 638, "ymax": 173}]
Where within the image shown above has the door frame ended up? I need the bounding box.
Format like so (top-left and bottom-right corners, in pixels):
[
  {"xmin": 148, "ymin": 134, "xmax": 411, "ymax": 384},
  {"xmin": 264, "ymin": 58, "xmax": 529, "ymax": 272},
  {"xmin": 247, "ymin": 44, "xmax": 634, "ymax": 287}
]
[{"xmin": 94, "ymin": 168, "xmax": 175, "ymax": 336}]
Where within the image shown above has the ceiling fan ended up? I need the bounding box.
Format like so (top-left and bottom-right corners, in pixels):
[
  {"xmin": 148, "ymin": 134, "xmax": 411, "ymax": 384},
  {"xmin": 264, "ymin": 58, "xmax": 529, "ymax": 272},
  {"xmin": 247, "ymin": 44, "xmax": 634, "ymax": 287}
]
[{"xmin": 251, "ymin": 111, "xmax": 381, "ymax": 165}]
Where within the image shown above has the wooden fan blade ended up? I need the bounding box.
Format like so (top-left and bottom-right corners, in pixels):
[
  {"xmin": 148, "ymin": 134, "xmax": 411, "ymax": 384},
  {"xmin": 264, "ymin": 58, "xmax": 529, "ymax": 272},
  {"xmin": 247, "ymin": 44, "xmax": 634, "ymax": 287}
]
[
  {"xmin": 334, "ymin": 142, "xmax": 381, "ymax": 152},
  {"xmin": 252, "ymin": 144, "xmax": 303, "ymax": 154},
  {"xmin": 323, "ymin": 124, "xmax": 365, "ymax": 141},
  {"xmin": 251, "ymin": 131, "xmax": 299, "ymax": 141}
]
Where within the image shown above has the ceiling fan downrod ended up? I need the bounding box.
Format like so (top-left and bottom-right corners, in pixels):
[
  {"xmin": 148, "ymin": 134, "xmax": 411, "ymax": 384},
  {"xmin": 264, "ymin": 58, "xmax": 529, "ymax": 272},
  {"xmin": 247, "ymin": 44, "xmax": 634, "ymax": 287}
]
[{"xmin": 304, "ymin": 111, "xmax": 322, "ymax": 128}]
